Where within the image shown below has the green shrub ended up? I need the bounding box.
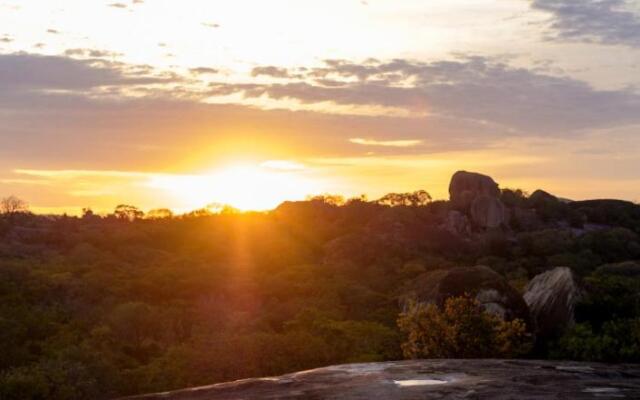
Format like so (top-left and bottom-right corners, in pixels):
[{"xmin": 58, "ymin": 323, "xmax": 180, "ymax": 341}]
[
  {"xmin": 397, "ymin": 295, "xmax": 531, "ymax": 359},
  {"xmin": 550, "ymin": 319, "xmax": 640, "ymax": 362}
]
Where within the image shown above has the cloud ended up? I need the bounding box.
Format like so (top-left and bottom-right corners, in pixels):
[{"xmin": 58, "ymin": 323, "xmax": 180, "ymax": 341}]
[
  {"xmin": 208, "ymin": 57, "xmax": 640, "ymax": 135},
  {"xmin": 64, "ymin": 48, "xmax": 123, "ymax": 58},
  {"xmin": 349, "ymin": 138, "xmax": 423, "ymax": 147},
  {"xmin": 0, "ymin": 35, "xmax": 12, "ymax": 43},
  {"xmin": 251, "ymin": 66, "xmax": 292, "ymax": 78},
  {"xmin": 0, "ymin": 52, "xmax": 179, "ymax": 96},
  {"xmin": 531, "ymin": 0, "xmax": 640, "ymax": 47},
  {"xmin": 13, "ymin": 169, "xmax": 152, "ymax": 179},
  {"xmin": 1, "ymin": 52, "xmax": 639, "ymax": 181},
  {"xmin": 190, "ymin": 67, "xmax": 219, "ymax": 75}
]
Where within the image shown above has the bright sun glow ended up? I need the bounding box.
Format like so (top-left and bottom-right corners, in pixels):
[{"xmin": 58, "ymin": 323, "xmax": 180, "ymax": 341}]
[{"xmin": 148, "ymin": 164, "xmax": 321, "ymax": 212}]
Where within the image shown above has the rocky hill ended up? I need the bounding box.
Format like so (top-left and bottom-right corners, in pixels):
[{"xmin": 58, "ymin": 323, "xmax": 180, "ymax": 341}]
[
  {"xmin": 2, "ymin": 170, "xmax": 640, "ymax": 399},
  {"xmin": 125, "ymin": 360, "xmax": 640, "ymax": 399}
]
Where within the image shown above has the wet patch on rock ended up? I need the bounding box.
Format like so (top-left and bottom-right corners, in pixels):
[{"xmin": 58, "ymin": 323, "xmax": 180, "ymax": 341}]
[{"xmin": 123, "ymin": 360, "xmax": 640, "ymax": 400}]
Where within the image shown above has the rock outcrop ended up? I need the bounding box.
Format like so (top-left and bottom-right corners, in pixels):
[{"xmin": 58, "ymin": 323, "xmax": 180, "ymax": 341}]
[
  {"xmin": 529, "ymin": 189, "xmax": 558, "ymax": 206},
  {"xmin": 523, "ymin": 267, "xmax": 583, "ymax": 339},
  {"xmin": 448, "ymin": 171, "xmax": 505, "ymax": 229},
  {"xmin": 125, "ymin": 360, "xmax": 640, "ymax": 400},
  {"xmin": 596, "ymin": 261, "xmax": 640, "ymax": 277},
  {"xmin": 470, "ymin": 195, "xmax": 506, "ymax": 229},
  {"xmin": 449, "ymin": 171, "xmax": 500, "ymax": 211},
  {"xmin": 405, "ymin": 266, "xmax": 530, "ymax": 322},
  {"xmin": 443, "ymin": 210, "xmax": 471, "ymax": 236}
]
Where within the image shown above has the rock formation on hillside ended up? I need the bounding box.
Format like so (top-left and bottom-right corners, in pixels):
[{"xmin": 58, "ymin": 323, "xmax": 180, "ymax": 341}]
[
  {"xmin": 470, "ymin": 195, "xmax": 506, "ymax": 229},
  {"xmin": 523, "ymin": 267, "xmax": 583, "ymax": 339},
  {"xmin": 529, "ymin": 189, "xmax": 558, "ymax": 206},
  {"xmin": 125, "ymin": 359, "xmax": 640, "ymax": 400},
  {"xmin": 596, "ymin": 261, "xmax": 640, "ymax": 277},
  {"xmin": 405, "ymin": 266, "xmax": 530, "ymax": 322},
  {"xmin": 443, "ymin": 210, "xmax": 472, "ymax": 236},
  {"xmin": 448, "ymin": 171, "xmax": 506, "ymax": 230},
  {"xmin": 449, "ymin": 171, "xmax": 500, "ymax": 210}
]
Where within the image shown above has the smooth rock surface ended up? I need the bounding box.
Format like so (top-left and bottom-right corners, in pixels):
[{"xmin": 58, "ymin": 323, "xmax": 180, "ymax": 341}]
[
  {"xmin": 470, "ymin": 195, "xmax": 506, "ymax": 229},
  {"xmin": 524, "ymin": 267, "xmax": 583, "ymax": 339},
  {"xmin": 449, "ymin": 171, "xmax": 501, "ymax": 211},
  {"xmin": 123, "ymin": 359, "xmax": 640, "ymax": 399},
  {"xmin": 443, "ymin": 210, "xmax": 471, "ymax": 236}
]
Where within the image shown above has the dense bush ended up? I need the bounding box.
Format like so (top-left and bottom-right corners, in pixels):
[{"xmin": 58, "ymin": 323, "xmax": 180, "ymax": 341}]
[
  {"xmin": 550, "ymin": 320, "xmax": 640, "ymax": 362},
  {"xmin": 398, "ymin": 296, "xmax": 531, "ymax": 359},
  {"xmin": 0, "ymin": 193, "xmax": 639, "ymax": 398}
]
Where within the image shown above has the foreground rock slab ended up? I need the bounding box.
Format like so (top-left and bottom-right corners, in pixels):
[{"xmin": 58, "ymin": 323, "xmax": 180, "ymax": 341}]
[{"xmin": 123, "ymin": 359, "xmax": 640, "ymax": 400}]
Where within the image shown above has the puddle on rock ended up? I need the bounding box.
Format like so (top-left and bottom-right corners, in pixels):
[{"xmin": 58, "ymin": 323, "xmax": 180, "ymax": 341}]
[
  {"xmin": 584, "ymin": 387, "xmax": 625, "ymax": 398},
  {"xmin": 394, "ymin": 379, "xmax": 448, "ymax": 387}
]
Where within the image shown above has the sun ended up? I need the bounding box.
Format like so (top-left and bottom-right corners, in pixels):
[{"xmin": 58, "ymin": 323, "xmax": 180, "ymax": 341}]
[
  {"xmin": 149, "ymin": 163, "xmax": 322, "ymax": 212},
  {"xmin": 209, "ymin": 165, "xmax": 318, "ymax": 211}
]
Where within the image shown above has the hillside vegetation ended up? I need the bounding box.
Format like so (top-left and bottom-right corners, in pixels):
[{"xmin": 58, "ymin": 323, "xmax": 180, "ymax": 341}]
[{"xmin": 1, "ymin": 174, "xmax": 640, "ymax": 399}]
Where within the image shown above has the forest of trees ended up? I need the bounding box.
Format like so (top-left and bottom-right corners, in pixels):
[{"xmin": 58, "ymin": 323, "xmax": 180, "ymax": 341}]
[{"xmin": 0, "ymin": 190, "xmax": 639, "ymax": 399}]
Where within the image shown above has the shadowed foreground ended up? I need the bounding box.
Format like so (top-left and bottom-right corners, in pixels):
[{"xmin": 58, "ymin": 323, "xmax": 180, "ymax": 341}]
[{"xmin": 124, "ymin": 360, "xmax": 640, "ymax": 399}]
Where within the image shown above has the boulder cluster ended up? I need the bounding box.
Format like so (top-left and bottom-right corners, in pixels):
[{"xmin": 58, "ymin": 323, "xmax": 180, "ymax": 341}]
[
  {"xmin": 421, "ymin": 171, "xmax": 585, "ymax": 341},
  {"xmin": 445, "ymin": 171, "xmax": 506, "ymax": 234},
  {"xmin": 404, "ymin": 264, "xmax": 582, "ymax": 341}
]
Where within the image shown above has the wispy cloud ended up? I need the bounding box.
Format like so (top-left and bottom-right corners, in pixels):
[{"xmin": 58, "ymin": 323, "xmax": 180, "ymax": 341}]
[
  {"xmin": 64, "ymin": 48, "xmax": 123, "ymax": 58},
  {"xmin": 532, "ymin": 0, "xmax": 640, "ymax": 47},
  {"xmin": 0, "ymin": 52, "xmax": 185, "ymax": 105},
  {"xmin": 349, "ymin": 138, "xmax": 422, "ymax": 147},
  {"xmin": 190, "ymin": 67, "xmax": 219, "ymax": 75},
  {"xmin": 251, "ymin": 66, "xmax": 292, "ymax": 78},
  {"xmin": 208, "ymin": 57, "xmax": 640, "ymax": 135},
  {"xmin": 13, "ymin": 169, "xmax": 154, "ymax": 179}
]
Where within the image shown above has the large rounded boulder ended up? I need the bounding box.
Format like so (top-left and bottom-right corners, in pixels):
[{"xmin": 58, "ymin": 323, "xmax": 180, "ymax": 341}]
[
  {"xmin": 449, "ymin": 171, "xmax": 500, "ymax": 211},
  {"xmin": 529, "ymin": 189, "xmax": 558, "ymax": 206},
  {"xmin": 404, "ymin": 266, "xmax": 530, "ymax": 323},
  {"xmin": 448, "ymin": 171, "xmax": 506, "ymax": 229},
  {"xmin": 523, "ymin": 267, "xmax": 583, "ymax": 339}
]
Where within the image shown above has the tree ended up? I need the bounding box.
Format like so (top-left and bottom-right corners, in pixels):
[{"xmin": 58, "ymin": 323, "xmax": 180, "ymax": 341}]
[
  {"xmin": 108, "ymin": 302, "xmax": 159, "ymax": 359},
  {"xmin": 397, "ymin": 295, "xmax": 531, "ymax": 359},
  {"xmin": 0, "ymin": 196, "xmax": 28, "ymax": 215},
  {"xmin": 306, "ymin": 194, "xmax": 345, "ymax": 206},
  {"xmin": 146, "ymin": 208, "xmax": 174, "ymax": 220},
  {"xmin": 376, "ymin": 190, "xmax": 432, "ymax": 207},
  {"xmin": 113, "ymin": 204, "xmax": 144, "ymax": 221}
]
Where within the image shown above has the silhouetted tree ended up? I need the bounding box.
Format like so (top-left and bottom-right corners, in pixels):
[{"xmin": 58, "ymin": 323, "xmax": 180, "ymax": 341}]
[
  {"xmin": 0, "ymin": 196, "xmax": 28, "ymax": 215},
  {"xmin": 307, "ymin": 194, "xmax": 345, "ymax": 206},
  {"xmin": 113, "ymin": 204, "xmax": 144, "ymax": 221},
  {"xmin": 376, "ymin": 190, "xmax": 432, "ymax": 207},
  {"xmin": 146, "ymin": 208, "xmax": 174, "ymax": 219}
]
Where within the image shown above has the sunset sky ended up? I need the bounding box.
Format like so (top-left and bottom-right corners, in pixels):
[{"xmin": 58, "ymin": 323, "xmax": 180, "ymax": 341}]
[{"xmin": 1, "ymin": 0, "xmax": 640, "ymax": 213}]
